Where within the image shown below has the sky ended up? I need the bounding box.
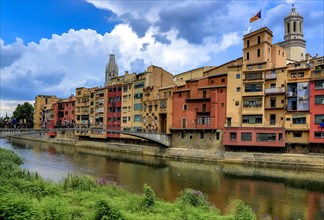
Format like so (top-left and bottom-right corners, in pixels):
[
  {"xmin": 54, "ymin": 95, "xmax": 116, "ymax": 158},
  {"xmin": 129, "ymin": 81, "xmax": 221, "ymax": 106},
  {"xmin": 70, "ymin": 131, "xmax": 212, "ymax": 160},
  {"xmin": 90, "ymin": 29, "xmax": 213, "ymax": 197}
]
[{"xmin": 1, "ymin": 0, "xmax": 323, "ymax": 117}]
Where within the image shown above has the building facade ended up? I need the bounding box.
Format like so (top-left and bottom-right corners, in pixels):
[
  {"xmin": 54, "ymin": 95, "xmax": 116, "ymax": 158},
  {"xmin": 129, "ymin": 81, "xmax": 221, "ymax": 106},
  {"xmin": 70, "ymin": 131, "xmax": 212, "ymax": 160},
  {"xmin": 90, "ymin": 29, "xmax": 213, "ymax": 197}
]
[
  {"xmin": 52, "ymin": 95, "xmax": 75, "ymax": 128},
  {"xmin": 34, "ymin": 95, "xmax": 60, "ymax": 129}
]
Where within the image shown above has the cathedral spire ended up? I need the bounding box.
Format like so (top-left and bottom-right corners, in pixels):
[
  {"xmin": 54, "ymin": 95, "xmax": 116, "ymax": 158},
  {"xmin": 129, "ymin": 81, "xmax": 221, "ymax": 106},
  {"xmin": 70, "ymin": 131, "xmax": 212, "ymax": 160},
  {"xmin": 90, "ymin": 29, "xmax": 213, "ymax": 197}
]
[{"xmin": 105, "ymin": 54, "xmax": 118, "ymax": 86}]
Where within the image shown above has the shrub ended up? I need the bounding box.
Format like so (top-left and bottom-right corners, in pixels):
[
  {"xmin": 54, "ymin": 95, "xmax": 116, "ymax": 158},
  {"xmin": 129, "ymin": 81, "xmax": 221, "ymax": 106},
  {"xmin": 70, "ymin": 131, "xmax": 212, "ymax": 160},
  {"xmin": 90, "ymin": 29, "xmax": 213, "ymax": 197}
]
[
  {"xmin": 95, "ymin": 200, "xmax": 124, "ymax": 220},
  {"xmin": 142, "ymin": 184, "xmax": 155, "ymax": 209},
  {"xmin": 40, "ymin": 196, "xmax": 72, "ymax": 220},
  {"xmin": 0, "ymin": 193, "xmax": 38, "ymax": 220},
  {"xmin": 178, "ymin": 188, "xmax": 210, "ymax": 208},
  {"xmin": 63, "ymin": 174, "xmax": 97, "ymax": 191},
  {"xmin": 231, "ymin": 200, "xmax": 256, "ymax": 220},
  {"xmin": 0, "ymin": 148, "xmax": 23, "ymax": 165}
]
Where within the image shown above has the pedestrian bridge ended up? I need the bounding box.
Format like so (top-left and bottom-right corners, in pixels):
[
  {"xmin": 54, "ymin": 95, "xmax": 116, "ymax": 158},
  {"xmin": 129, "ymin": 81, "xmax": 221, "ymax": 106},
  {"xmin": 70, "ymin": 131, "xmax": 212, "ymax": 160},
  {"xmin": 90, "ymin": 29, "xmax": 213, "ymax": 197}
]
[{"xmin": 0, "ymin": 128, "xmax": 172, "ymax": 148}]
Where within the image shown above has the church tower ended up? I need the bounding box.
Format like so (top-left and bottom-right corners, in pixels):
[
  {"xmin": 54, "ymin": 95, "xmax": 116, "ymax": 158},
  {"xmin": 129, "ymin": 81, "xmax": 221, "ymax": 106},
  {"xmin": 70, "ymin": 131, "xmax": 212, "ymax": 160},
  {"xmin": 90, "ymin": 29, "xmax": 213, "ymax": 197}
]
[
  {"xmin": 105, "ymin": 54, "xmax": 118, "ymax": 86},
  {"xmin": 281, "ymin": 6, "xmax": 306, "ymax": 61}
]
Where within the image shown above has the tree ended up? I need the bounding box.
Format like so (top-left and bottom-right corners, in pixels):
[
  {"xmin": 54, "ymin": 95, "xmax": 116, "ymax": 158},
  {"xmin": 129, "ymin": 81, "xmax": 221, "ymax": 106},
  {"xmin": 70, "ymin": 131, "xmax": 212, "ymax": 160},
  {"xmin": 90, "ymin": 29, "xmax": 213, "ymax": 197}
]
[{"xmin": 12, "ymin": 102, "xmax": 34, "ymax": 128}]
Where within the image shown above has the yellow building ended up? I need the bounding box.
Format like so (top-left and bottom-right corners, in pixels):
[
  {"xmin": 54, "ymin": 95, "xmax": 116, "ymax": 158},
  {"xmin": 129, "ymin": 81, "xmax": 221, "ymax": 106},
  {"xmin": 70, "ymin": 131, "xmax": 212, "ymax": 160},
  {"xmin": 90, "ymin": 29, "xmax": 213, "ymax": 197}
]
[
  {"xmin": 173, "ymin": 66, "xmax": 214, "ymax": 86},
  {"xmin": 141, "ymin": 66, "xmax": 174, "ymax": 133},
  {"xmin": 121, "ymin": 72, "xmax": 136, "ymax": 134},
  {"xmin": 285, "ymin": 61, "xmax": 312, "ymax": 148},
  {"xmin": 75, "ymin": 87, "xmax": 97, "ymax": 137},
  {"xmin": 34, "ymin": 95, "xmax": 60, "ymax": 129},
  {"xmin": 223, "ymin": 27, "xmax": 287, "ymax": 149},
  {"xmin": 89, "ymin": 87, "xmax": 107, "ymax": 139}
]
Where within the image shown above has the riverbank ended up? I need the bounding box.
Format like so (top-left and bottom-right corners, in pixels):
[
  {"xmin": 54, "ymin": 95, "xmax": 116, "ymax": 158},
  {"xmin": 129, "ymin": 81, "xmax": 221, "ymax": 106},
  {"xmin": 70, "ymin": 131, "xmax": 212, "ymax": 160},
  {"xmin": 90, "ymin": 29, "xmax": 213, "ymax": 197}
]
[
  {"xmin": 0, "ymin": 148, "xmax": 256, "ymax": 220},
  {"xmin": 8, "ymin": 135, "xmax": 324, "ymax": 170}
]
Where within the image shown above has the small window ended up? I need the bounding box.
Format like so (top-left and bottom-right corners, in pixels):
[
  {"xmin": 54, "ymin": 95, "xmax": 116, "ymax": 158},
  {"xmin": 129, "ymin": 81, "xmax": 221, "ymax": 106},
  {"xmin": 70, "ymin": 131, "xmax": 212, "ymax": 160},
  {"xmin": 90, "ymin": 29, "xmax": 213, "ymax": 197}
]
[
  {"xmin": 189, "ymin": 133, "xmax": 192, "ymax": 139},
  {"xmin": 236, "ymin": 87, "xmax": 241, "ymax": 92},
  {"xmin": 293, "ymin": 132, "xmax": 302, "ymax": 138},
  {"xmin": 221, "ymin": 103, "xmax": 224, "ymax": 107},
  {"xmin": 179, "ymin": 92, "xmax": 182, "ymax": 97},
  {"xmin": 241, "ymin": 133, "xmax": 252, "ymax": 141},
  {"xmin": 235, "ymin": 101, "xmax": 239, "ymax": 106},
  {"xmin": 286, "ymin": 117, "xmax": 290, "ymax": 121},
  {"xmin": 257, "ymin": 49, "xmax": 260, "ymax": 57},
  {"xmin": 200, "ymin": 132, "xmax": 205, "ymax": 139},
  {"xmin": 247, "ymin": 40, "xmax": 250, "ymax": 47},
  {"xmin": 247, "ymin": 65, "xmax": 252, "ymax": 70},
  {"xmin": 258, "ymin": 36, "xmax": 261, "ymax": 44},
  {"xmin": 236, "ymin": 74, "xmax": 240, "ymax": 79},
  {"xmin": 211, "ymin": 80, "xmax": 214, "ymax": 84},
  {"xmin": 298, "ymin": 72, "xmax": 304, "ymax": 77},
  {"xmin": 246, "ymin": 52, "xmax": 249, "ymax": 60},
  {"xmin": 216, "ymin": 132, "xmax": 220, "ymax": 140},
  {"xmin": 258, "ymin": 64, "xmax": 262, "ymax": 69},
  {"xmin": 230, "ymin": 132, "xmax": 236, "ymax": 140},
  {"xmin": 221, "ymin": 78, "xmax": 225, "ymax": 83}
]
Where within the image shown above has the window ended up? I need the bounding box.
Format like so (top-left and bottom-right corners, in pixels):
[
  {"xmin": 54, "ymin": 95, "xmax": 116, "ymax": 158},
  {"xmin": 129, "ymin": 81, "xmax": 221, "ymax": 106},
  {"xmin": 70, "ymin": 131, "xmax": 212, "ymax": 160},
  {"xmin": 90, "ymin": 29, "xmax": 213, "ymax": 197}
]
[
  {"xmin": 230, "ymin": 132, "xmax": 236, "ymax": 140},
  {"xmin": 236, "ymin": 74, "xmax": 240, "ymax": 79},
  {"xmin": 221, "ymin": 78, "xmax": 225, "ymax": 83},
  {"xmin": 314, "ymin": 132, "xmax": 324, "ymax": 138},
  {"xmin": 258, "ymin": 36, "xmax": 261, "ymax": 44},
  {"xmin": 247, "ymin": 40, "xmax": 250, "ymax": 47},
  {"xmin": 216, "ymin": 132, "xmax": 220, "ymax": 140},
  {"xmin": 235, "ymin": 101, "xmax": 239, "ymax": 106},
  {"xmin": 241, "ymin": 133, "xmax": 252, "ymax": 141},
  {"xmin": 123, "ymin": 107, "xmax": 127, "ymax": 113},
  {"xmin": 203, "ymin": 90, "xmax": 207, "ymax": 98},
  {"xmin": 134, "ymin": 103, "xmax": 142, "ymax": 110},
  {"xmin": 242, "ymin": 115, "xmax": 262, "ymax": 124},
  {"xmin": 123, "ymin": 95, "xmax": 128, "ymax": 102},
  {"xmin": 314, "ymin": 115, "xmax": 324, "ymax": 124},
  {"xmin": 202, "ymin": 103, "xmax": 206, "ymax": 112},
  {"xmin": 256, "ymin": 133, "xmax": 276, "ymax": 142},
  {"xmin": 134, "ymin": 93, "xmax": 143, "ymax": 99},
  {"xmin": 315, "ymin": 80, "xmax": 324, "ymax": 90},
  {"xmin": 293, "ymin": 21, "xmax": 296, "ymax": 32},
  {"xmin": 183, "ymin": 104, "xmax": 187, "ymax": 111},
  {"xmin": 293, "ymin": 132, "xmax": 302, "ymax": 138},
  {"xmin": 291, "ymin": 73, "xmax": 296, "ymax": 78},
  {"xmin": 298, "ymin": 72, "xmax": 304, "ymax": 77},
  {"xmin": 197, "ymin": 117, "xmax": 210, "ymax": 125},
  {"xmin": 315, "ymin": 95, "xmax": 324, "ymax": 104},
  {"xmin": 287, "ymin": 23, "xmax": 290, "ymax": 33},
  {"xmin": 271, "ymin": 83, "xmax": 276, "ymax": 88},
  {"xmin": 122, "ymin": 117, "xmax": 127, "ymax": 123},
  {"xmin": 292, "ymin": 116, "xmax": 306, "ymax": 124},
  {"xmin": 246, "ymin": 52, "xmax": 249, "ymax": 60},
  {"xmin": 247, "ymin": 65, "xmax": 252, "ymax": 70},
  {"xmin": 179, "ymin": 92, "xmax": 182, "ymax": 97},
  {"xmin": 236, "ymin": 87, "xmax": 241, "ymax": 92},
  {"xmin": 134, "ymin": 82, "xmax": 144, "ymax": 89},
  {"xmin": 180, "ymin": 132, "xmax": 185, "ymax": 139},
  {"xmin": 279, "ymin": 133, "xmax": 283, "ymax": 141},
  {"xmin": 200, "ymin": 132, "xmax": 205, "ymax": 139},
  {"xmin": 134, "ymin": 115, "xmax": 142, "ymax": 122},
  {"xmin": 245, "ymin": 84, "xmax": 262, "ymax": 92},
  {"xmin": 258, "ymin": 64, "xmax": 262, "ymax": 69},
  {"xmin": 189, "ymin": 133, "xmax": 192, "ymax": 139},
  {"xmin": 257, "ymin": 49, "xmax": 260, "ymax": 57},
  {"xmin": 211, "ymin": 80, "xmax": 214, "ymax": 84}
]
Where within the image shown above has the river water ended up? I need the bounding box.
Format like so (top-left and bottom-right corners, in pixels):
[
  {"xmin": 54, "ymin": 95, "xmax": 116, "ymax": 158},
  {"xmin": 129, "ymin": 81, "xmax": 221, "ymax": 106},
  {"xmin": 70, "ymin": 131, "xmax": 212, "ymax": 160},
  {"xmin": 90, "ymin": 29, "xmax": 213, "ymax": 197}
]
[{"xmin": 1, "ymin": 138, "xmax": 323, "ymax": 220}]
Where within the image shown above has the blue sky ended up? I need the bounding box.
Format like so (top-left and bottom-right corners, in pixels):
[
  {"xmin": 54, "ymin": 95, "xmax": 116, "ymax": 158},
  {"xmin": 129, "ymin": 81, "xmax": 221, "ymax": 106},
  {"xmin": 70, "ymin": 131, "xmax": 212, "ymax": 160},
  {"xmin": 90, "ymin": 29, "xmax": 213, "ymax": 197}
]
[{"xmin": 1, "ymin": 0, "xmax": 323, "ymax": 116}]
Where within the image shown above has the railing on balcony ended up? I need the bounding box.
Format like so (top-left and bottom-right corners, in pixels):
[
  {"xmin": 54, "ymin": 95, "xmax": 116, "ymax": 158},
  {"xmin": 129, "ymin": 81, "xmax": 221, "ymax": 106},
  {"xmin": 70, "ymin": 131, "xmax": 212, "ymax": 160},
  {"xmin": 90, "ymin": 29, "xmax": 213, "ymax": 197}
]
[
  {"xmin": 265, "ymin": 87, "xmax": 285, "ymax": 95},
  {"xmin": 311, "ymin": 69, "xmax": 324, "ymax": 80},
  {"xmin": 265, "ymin": 73, "xmax": 277, "ymax": 80}
]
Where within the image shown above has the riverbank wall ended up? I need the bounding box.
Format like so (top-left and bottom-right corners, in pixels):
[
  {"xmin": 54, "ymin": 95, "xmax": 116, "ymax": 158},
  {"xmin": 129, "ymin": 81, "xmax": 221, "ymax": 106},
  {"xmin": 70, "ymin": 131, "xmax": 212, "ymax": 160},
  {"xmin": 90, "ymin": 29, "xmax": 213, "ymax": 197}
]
[{"xmin": 7, "ymin": 133, "xmax": 324, "ymax": 170}]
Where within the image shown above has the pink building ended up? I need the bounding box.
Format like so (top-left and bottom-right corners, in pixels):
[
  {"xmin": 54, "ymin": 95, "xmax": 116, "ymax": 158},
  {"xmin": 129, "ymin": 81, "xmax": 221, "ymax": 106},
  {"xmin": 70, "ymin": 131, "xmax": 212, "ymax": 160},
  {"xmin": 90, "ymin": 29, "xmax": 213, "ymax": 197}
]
[{"xmin": 52, "ymin": 95, "xmax": 75, "ymax": 127}]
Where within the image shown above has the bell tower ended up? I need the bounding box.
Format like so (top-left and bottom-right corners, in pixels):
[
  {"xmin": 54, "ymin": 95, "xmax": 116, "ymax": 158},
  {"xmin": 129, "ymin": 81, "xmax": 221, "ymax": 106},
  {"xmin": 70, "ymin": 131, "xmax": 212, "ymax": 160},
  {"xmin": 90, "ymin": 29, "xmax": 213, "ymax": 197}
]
[
  {"xmin": 105, "ymin": 54, "xmax": 118, "ymax": 86},
  {"xmin": 282, "ymin": 6, "xmax": 306, "ymax": 61}
]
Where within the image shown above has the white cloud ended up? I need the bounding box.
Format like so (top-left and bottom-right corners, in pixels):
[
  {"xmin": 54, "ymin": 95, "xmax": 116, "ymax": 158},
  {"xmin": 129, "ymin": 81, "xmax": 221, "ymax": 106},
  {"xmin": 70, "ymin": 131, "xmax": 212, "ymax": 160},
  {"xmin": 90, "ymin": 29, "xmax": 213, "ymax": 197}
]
[
  {"xmin": 0, "ymin": 23, "xmax": 240, "ymax": 103},
  {"xmin": 0, "ymin": 100, "xmax": 34, "ymax": 117}
]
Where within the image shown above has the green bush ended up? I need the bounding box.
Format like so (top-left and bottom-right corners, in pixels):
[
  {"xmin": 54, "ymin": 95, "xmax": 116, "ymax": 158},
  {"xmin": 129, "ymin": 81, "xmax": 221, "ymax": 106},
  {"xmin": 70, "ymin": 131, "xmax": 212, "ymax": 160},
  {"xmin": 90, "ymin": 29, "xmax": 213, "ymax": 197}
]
[
  {"xmin": 142, "ymin": 184, "xmax": 155, "ymax": 209},
  {"xmin": 0, "ymin": 193, "xmax": 38, "ymax": 220},
  {"xmin": 63, "ymin": 174, "xmax": 97, "ymax": 191},
  {"xmin": 40, "ymin": 196, "xmax": 72, "ymax": 220},
  {"xmin": 231, "ymin": 200, "xmax": 256, "ymax": 220},
  {"xmin": 0, "ymin": 148, "xmax": 23, "ymax": 165},
  {"xmin": 95, "ymin": 200, "xmax": 124, "ymax": 220},
  {"xmin": 178, "ymin": 188, "xmax": 210, "ymax": 208}
]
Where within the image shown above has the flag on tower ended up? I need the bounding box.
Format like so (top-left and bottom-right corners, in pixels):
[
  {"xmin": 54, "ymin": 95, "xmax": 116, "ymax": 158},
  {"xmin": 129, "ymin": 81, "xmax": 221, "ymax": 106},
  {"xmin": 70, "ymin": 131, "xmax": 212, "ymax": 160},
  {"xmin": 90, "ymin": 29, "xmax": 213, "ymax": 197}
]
[{"xmin": 250, "ymin": 10, "xmax": 261, "ymax": 23}]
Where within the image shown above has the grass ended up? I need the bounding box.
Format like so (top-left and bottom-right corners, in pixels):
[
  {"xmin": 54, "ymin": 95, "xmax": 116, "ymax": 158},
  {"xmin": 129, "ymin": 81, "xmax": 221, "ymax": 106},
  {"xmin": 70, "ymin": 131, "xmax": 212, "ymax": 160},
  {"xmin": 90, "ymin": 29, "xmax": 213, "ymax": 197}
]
[{"xmin": 0, "ymin": 148, "xmax": 256, "ymax": 220}]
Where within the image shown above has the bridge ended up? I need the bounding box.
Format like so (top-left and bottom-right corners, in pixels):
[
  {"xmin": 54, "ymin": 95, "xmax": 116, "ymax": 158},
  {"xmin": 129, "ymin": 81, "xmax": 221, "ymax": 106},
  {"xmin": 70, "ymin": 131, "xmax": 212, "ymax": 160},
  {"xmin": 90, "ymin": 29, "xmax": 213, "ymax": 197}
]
[{"xmin": 0, "ymin": 128, "xmax": 172, "ymax": 147}]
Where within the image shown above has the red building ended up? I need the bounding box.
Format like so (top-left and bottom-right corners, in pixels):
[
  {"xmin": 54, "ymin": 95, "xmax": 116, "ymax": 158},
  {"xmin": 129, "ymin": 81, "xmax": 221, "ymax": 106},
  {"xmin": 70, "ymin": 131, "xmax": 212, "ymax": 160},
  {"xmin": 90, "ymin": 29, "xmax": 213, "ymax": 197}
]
[
  {"xmin": 309, "ymin": 58, "xmax": 324, "ymax": 151},
  {"xmin": 52, "ymin": 95, "xmax": 75, "ymax": 127},
  {"xmin": 171, "ymin": 74, "xmax": 227, "ymax": 149},
  {"xmin": 107, "ymin": 84, "xmax": 122, "ymax": 138}
]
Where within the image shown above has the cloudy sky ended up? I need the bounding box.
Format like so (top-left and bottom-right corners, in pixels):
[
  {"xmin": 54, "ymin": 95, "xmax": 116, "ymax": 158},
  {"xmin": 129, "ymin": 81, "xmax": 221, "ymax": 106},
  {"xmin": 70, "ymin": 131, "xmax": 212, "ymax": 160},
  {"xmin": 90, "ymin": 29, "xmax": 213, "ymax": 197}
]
[{"xmin": 1, "ymin": 0, "xmax": 323, "ymax": 117}]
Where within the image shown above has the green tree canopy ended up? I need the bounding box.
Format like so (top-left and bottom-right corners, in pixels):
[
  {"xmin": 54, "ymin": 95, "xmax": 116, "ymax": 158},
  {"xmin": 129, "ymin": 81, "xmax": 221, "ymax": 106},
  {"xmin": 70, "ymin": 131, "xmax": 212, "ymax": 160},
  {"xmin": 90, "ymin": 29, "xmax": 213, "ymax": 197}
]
[{"xmin": 12, "ymin": 102, "xmax": 34, "ymax": 128}]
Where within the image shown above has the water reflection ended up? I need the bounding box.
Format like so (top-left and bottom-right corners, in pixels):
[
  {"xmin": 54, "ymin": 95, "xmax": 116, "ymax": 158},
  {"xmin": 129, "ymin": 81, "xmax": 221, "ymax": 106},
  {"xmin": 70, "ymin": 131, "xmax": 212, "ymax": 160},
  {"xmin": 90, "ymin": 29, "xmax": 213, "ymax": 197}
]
[{"xmin": 1, "ymin": 138, "xmax": 323, "ymax": 219}]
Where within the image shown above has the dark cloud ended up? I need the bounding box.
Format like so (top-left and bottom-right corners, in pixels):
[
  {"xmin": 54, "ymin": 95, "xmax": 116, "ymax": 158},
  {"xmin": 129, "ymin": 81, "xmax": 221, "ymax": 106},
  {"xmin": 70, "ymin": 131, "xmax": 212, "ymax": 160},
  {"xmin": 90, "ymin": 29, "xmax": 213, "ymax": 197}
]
[
  {"xmin": 153, "ymin": 34, "xmax": 171, "ymax": 45},
  {"xmin": 120, "ymin": 13, "xmax": 151, "ymax": 38},
  {"xmin": 0, "ymin": 40, "xmax": 25, "ymax": 69},
  {"xmin": 130, "ymin": 58, "xmax": 145, "ymax": 73},
  {"xmin": 1, "ymin": 66, "xmax": 66, "ymax": 100}
]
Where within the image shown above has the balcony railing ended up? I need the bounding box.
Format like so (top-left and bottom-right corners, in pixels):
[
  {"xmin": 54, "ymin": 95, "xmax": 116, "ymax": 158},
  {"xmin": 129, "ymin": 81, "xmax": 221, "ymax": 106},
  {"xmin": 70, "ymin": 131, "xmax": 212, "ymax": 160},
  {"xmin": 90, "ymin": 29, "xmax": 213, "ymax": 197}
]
[
  {"xmin": 265, "ymin": 87, "xmax": 285, "ymax": 95},
  {"xmin": 311, "ymin": 69, "xmax": 324, "ymax": 80},
  {"xmin": 265, "ymin": 73, "xmax": 277, "ymax": 80}
]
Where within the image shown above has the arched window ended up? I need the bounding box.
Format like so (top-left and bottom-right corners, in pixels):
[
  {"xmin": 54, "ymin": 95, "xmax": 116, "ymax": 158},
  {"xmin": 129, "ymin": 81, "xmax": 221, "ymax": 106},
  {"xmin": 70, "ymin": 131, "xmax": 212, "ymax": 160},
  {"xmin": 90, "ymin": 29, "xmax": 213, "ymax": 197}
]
[
  {"xmin": 293, "ymin": 21, "xmax": 296, "ymax": 32},
  {"xmin": 287, "ymin": 23, "xmax": 290, "ymax": 34}
]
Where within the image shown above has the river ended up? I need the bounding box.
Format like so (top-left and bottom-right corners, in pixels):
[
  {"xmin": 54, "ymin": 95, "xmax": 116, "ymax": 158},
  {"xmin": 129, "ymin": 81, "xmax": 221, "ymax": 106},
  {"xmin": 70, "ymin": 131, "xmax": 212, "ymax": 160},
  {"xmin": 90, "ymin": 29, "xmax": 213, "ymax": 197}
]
[{"xmin": 1, "ymin": 138, "xmax": 323, "ymax": 220}]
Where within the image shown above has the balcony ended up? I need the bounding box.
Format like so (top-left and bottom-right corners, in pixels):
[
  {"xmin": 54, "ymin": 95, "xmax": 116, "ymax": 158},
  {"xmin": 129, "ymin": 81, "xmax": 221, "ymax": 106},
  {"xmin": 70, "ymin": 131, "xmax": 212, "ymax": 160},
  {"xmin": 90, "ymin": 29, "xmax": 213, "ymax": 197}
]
[
  {"xmin": 310, "ymin": 69, "xmax": 324, "ymax": 81},
  {"xmin": 265, "ymin": 73, "xmax": 277, "ymax": 80},
  {"xmin": 265, "ymin": 87, "xmax": 285, "ymax": 95}
]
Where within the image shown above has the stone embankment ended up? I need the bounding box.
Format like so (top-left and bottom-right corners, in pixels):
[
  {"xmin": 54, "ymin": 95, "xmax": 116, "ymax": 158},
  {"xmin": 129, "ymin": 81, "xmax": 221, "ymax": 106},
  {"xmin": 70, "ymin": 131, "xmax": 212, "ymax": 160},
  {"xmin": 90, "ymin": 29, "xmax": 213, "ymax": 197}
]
[{"xmin": 8, "ymin": 134, "xmax": 324, "ymax": 170}]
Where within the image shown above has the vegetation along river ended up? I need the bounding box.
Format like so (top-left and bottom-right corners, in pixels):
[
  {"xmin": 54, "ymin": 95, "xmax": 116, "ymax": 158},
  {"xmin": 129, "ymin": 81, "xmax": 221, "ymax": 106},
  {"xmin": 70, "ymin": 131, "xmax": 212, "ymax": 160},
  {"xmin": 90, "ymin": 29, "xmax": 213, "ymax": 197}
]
[{"xmin": 1, "ymin": 138, "xmax": 323, "ymax": 219}]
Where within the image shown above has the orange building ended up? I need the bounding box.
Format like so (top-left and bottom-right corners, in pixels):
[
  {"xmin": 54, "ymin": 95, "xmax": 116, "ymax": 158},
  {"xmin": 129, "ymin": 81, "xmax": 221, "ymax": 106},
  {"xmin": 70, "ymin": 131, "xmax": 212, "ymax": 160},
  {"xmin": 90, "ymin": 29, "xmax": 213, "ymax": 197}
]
[{"xmin": 171, "ymin": 72, "xmax": 227, "ymax": 149}]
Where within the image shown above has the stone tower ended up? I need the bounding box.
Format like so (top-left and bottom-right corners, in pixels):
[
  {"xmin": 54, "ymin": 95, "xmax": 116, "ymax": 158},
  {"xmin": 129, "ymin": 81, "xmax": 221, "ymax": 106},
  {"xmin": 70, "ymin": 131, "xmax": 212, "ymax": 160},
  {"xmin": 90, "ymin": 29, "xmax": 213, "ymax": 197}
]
[
  {"xmin": 281, "ymin": 6, "xmax": 306, "ymax": 61},
  {"xmin": 105, "ymin": 54, "xmax": 118, "ymax": 86}
]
